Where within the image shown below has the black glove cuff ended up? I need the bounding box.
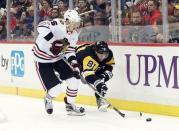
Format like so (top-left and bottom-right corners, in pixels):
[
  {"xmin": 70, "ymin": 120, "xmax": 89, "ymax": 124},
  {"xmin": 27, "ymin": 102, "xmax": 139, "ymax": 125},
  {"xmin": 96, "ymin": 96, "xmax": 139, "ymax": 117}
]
[{"xmin": 73, "ymin": 72, "xmax": 80, "ymax": 79}]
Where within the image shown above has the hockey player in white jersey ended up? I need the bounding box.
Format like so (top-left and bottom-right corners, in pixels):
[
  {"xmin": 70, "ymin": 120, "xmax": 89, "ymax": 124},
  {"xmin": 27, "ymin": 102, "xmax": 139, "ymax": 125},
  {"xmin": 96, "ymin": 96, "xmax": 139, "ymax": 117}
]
[{"xmin": 32, "ymin": 9, "xmax": 85, "ymax": 116}]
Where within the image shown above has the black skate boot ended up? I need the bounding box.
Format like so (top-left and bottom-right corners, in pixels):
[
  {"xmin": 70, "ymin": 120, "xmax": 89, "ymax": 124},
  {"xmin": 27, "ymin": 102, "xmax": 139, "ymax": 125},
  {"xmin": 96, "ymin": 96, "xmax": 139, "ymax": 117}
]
[
  {"xmin": 64, "ymin": 97, "xmax": 85, "ymax": 116},
  {"xmin": 44, "ymin": 94, "xmax": 53, "ymax": 114}
]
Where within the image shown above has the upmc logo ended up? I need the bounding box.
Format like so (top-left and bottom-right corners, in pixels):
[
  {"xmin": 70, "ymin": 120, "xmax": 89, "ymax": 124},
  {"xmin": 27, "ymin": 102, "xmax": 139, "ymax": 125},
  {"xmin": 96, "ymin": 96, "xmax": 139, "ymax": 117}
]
[{"xmin": 11, "ymin": 51, "xmax": 25, "ymax": 77}]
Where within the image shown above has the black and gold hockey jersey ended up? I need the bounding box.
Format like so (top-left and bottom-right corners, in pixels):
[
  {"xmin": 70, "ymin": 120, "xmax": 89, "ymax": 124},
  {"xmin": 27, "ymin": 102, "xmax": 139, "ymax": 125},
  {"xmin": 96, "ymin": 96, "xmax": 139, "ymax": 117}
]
[{"xmin": 76, "ymin": 44, "xmax": 115, "ymax": 85}]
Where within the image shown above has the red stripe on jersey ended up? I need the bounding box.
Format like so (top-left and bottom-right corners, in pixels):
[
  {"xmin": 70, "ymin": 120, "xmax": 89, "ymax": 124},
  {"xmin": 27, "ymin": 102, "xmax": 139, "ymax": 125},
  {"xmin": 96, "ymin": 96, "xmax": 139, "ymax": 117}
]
[
  {"xmin": 33, "ymin": 46, "xmax": 53, "ymax": 60},
  {"xmin": 34, "ymin": 44, "xmax": 59, "ymax": 58},
  {"xmin": 35, "ymin": 61, "xmax": 47, "ymax": 91},
  {"xmin": 33, "ymin": 45, "xmax": 59, "ymax": 60}
]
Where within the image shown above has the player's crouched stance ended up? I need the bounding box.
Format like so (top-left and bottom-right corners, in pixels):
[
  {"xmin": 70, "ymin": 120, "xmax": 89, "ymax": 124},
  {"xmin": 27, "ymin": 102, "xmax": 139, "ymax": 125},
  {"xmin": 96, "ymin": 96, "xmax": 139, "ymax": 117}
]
[
  {"xmin": 76, "ymin": 41, "xmax": 115, "ymax": 112},
  {"xmin": 32, "ymin": 9, "xmax": 85, "ymax": 116}
]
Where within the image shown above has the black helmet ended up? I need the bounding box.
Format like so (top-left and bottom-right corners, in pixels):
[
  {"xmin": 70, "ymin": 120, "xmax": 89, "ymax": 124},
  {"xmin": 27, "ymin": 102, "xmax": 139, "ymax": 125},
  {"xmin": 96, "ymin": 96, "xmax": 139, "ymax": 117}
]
[{"xmin": 94, "ymin": 41, "xmax": 109, "ymax": 54}]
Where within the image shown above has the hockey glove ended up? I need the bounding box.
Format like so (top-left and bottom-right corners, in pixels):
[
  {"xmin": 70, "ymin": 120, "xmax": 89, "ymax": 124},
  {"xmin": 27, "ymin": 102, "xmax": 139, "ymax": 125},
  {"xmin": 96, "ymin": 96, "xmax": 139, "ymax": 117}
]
[
  {"xmin": 94, "ymin": 80, "xmax": 108, "ymax": 97},
  {"xmin": 50, "ymin": 38, "xmax": 70, "ymax": 55},
  {"xmin": 99, "ymin": 70, "xmax": 113, "ymax": 82}
]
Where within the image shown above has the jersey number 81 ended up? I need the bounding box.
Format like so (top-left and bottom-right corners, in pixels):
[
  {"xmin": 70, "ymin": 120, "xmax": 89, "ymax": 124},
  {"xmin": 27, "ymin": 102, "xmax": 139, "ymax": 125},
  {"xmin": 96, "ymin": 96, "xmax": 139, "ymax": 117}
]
[{"xmin": 87, "ymin": 60, "xmax": 96, "ymax": 69}]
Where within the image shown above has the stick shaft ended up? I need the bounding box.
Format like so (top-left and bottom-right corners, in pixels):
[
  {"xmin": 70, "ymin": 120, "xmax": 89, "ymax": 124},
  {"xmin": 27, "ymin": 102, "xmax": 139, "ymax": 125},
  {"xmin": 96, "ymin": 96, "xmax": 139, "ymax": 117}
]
[{"xmin": 79, "ymin": 10, "xmax": 95, "ymax": 16}]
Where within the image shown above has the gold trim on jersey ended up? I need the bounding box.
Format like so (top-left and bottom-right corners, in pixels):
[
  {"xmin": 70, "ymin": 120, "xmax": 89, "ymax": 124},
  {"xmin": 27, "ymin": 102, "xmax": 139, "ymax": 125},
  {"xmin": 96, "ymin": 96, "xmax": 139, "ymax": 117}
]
[
  {"xmin": 83, "ymin": 70, "xmax": 95, "ymax": 77},
  {"xmin": 106, "ymin": 57, "xmax": 115, "ymax": 65},
  {"xmin": 76, "ymin": 44, "xmax": 90, "ymax": 52}
]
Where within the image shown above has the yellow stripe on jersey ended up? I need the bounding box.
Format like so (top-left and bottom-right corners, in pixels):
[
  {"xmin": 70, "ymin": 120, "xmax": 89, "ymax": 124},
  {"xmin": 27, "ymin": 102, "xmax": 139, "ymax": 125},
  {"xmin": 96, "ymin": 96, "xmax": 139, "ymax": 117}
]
[
  {"xmin": 83, "ymin": 70, "xmax": 95, "ymax": 78},
  {"xmin": 106, "ymin": 57, "xmax": 115, "ymax": 65},
  {"xmin": 76, "ymin": 44, "xmax": 90, "ymax": 52}
]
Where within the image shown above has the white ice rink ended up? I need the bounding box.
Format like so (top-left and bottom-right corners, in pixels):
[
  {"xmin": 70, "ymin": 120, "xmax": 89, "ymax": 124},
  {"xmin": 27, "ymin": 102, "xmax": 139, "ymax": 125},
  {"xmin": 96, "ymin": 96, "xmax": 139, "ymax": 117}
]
[{"xmin": 0, "ymin": 94, "xmax": 179, "ymax": 131}]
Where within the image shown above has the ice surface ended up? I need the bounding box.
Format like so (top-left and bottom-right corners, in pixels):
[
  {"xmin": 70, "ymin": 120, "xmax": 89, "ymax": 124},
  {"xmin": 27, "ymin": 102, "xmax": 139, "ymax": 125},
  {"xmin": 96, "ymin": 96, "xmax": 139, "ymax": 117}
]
[{"xmin": 0, "ymin": 94, "xmax": 179, "ymax": 131}]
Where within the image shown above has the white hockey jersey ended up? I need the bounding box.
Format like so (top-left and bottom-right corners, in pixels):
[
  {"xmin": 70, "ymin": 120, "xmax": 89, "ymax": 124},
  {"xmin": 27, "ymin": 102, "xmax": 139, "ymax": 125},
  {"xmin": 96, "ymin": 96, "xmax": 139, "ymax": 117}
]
[{"xmin": 32, "ymin": 18, "xmax": 79, "ymax": 63}]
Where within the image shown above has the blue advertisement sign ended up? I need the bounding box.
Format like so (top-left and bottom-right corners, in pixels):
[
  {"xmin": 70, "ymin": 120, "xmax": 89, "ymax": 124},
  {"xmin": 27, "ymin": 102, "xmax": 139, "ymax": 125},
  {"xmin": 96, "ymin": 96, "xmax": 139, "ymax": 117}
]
[{"xmin": 10, "ymin": 51, "xmax": 25, "ymax": 77}]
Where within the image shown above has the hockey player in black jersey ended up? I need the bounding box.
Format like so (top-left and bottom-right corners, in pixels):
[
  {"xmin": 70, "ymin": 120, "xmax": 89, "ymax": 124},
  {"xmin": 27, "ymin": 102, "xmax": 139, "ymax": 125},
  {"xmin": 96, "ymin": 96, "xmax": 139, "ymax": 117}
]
[{"xmin": 76, "ymin": 41, "xmax": 115, "ymax": 112}]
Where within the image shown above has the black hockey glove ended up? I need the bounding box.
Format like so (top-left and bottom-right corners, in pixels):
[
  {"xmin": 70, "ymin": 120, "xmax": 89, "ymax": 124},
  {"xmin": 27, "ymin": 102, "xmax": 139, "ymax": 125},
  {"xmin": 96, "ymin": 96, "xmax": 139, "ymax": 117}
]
[
  {"xmin": 99, "ymin": 70, "xmax": 113, "ymax": 82},
  {"xmin": 94, "ymin": 80, "xmax": 108, "ymax": 96}
]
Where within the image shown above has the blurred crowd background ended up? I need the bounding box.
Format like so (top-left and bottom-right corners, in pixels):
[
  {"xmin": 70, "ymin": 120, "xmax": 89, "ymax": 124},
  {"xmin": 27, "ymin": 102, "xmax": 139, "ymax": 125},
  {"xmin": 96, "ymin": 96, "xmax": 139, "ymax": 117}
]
[{"xmin": 0, "ymin": 0, "xmax": 179, "ymax": 43}]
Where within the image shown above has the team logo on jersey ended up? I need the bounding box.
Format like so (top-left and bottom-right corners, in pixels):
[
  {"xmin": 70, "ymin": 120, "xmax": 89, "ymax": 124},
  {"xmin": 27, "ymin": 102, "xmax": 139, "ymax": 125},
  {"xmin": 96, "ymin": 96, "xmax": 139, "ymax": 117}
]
[{"xmin": 10, "ymin": 51, "xmax": 25, "ymax": 77}]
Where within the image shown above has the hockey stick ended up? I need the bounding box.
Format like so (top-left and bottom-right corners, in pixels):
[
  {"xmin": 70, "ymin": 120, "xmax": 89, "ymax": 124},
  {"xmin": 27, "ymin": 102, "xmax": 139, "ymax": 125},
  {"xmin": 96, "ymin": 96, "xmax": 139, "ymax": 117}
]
[
  {"xmin": 61, "ymin": 57, "xmax": 142, "ymax": 118},
  {"xmin": 79, "ymin": 77, "xmax": 142, "ymax": 118},
  {"xmin": 79, "ymin": 10, "xmax": 96, "ymax": 16}
]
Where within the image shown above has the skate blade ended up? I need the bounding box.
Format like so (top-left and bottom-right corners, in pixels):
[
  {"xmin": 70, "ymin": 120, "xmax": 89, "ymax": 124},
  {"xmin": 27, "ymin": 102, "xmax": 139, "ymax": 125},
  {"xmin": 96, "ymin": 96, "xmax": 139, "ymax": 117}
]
[
  {"xmin": 67, "ymin": 111, "xmax": 85, "ymax": 116},
  {"xmin": 98, "ymin": 104, "xmax": 110, "ymax": 112}
]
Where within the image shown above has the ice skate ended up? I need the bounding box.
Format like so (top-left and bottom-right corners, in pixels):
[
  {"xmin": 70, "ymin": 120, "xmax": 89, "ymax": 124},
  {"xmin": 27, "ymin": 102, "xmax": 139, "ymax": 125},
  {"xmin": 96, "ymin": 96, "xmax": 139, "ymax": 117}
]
[
  {"xmin": 44, "ymin": 95, "xmax": 53, "ymax": 114},
  {"xmin": 64, "ymin": 97, "xmax": 85, "ymax": 116},
  {"xmin": 96, "ymin": 97, "xmax": 110, "ymax": 112}
]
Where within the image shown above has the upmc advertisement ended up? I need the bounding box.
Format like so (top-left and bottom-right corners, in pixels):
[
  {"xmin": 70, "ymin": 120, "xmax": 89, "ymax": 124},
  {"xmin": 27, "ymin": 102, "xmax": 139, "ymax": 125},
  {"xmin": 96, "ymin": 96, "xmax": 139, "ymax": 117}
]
[
  {"xmin": 125, "ymin": 54, "xmax": 178, "ymax": 88},
  {"xmin": 0, "ymin": 43, "xmax": 179, "ymax": 116}
]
